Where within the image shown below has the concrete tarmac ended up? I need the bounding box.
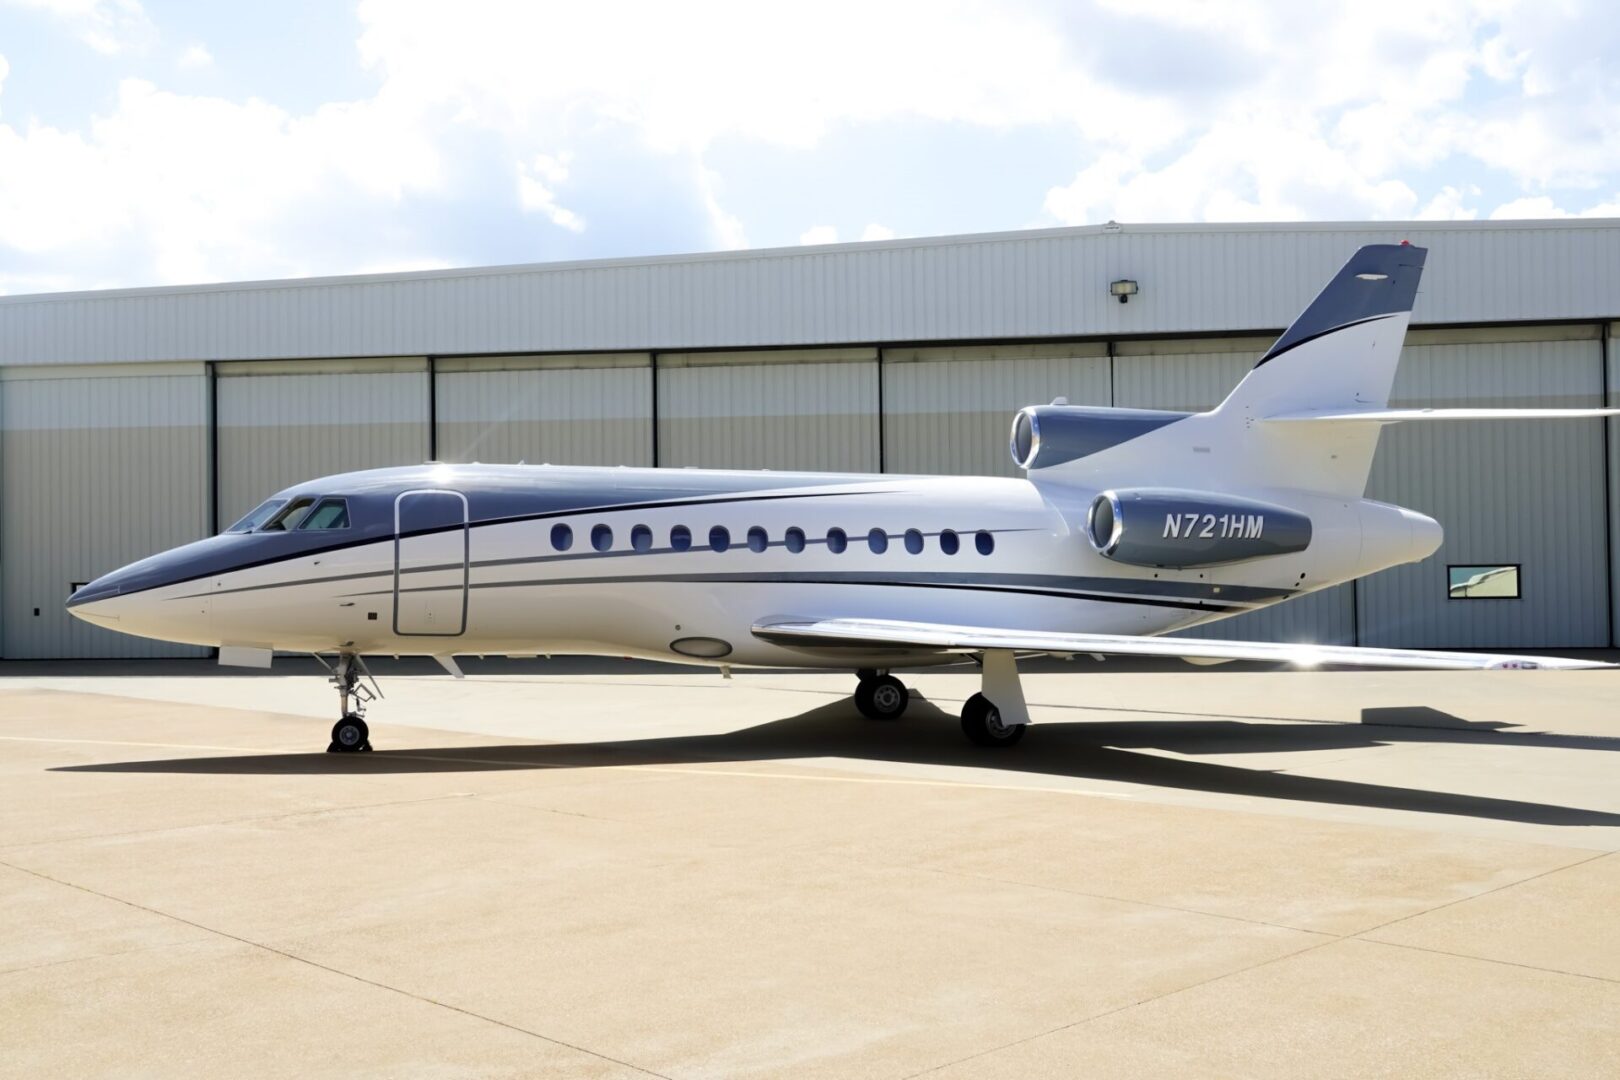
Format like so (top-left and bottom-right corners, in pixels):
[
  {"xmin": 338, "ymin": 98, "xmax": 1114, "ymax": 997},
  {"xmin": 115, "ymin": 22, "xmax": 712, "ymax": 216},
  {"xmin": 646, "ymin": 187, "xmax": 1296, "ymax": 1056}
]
[{"xmin": 2, "ymin": 659, "xmax": 1618, "ymax": 1077}]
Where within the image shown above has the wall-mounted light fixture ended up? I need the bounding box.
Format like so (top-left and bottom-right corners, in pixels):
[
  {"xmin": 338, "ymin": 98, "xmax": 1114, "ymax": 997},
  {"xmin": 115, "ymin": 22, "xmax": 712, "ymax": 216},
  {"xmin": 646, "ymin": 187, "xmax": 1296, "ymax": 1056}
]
[{"xmin": 1110, "ymin": 279, "xmax": 1139, "ymax": 304}]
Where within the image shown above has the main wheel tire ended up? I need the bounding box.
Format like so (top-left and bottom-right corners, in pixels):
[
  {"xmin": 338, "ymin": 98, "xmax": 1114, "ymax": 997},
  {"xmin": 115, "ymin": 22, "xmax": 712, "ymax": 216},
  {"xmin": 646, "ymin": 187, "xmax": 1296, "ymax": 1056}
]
[
  {"xmin": 329, "ymin": 715, "xmax": 370, "ymax": 753},
  {"xmin": 854, "ymin": 674, "xmax": 909, "ymax": 720},
  {"xmin": 960, "ymin": 692, "xmax": 1025, "ymax": 747}
]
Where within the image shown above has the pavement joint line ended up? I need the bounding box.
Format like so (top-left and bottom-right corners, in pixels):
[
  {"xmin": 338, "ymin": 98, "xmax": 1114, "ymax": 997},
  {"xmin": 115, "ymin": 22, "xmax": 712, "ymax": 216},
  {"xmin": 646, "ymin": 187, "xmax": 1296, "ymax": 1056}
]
[
  {"xmin": 1348, "ymin": 934, "xmax": 1620, "ymax": 986},
  {"xmin": 903, "ymin": 851, "xmax": 1620, "ymax": 1077},
  {"xmin": 0, "ymin": 937, "xmax": 218, "ymax": 981},
  {"xmin": 1348, "ymin": 848, "xmax": 1616, "ymax": 939},
  {"xmin": 0, "ymin": 792, "xmax": 477, "ymax": 853},
  {"xmin": 905, "ymin": 863, "xmax": 1340, "ymax": 939},
  {"xmin": 0, "ymin": 734, "xmax": 304, "ymax": 753},
  {"xmin": 900, "ymin": 934, "xmax": 1345, "ymax": 1079},
  {"xmin": 0, "ymin": 857, "xmax": 675, "ymax": 1080}
]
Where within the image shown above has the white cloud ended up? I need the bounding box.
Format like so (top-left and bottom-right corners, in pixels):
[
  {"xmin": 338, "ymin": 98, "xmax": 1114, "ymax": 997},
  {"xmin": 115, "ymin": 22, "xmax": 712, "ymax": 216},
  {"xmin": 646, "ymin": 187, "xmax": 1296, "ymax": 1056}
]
[
  {"xmin": 5, "ymin": 0, "xmax": 1620, "ymax": 291},
  {"xmin": 1489, "ymin": 193, "xmax": 1620, "ymax": 219},
  {"xmin": 516, "ymin": 152, "xmax": 585, "ymax": 233},
  {"xmin": 2, "ymin": 0, "xmax": 156, "ymax": 54},
  {"xmin": 0, "ymin": 78, "xmax": 444, "ymax": 282},
  {"xmin": 1415, "ymin": 185, "xmax": 1481, "ymax": 220},
  {"xmin": 1045, "ymin": 1, "xmax": 1620, "ymax": 225},
  {"xmin": 696, "ymin": 165, "xmax": 747, "ymax": 250},
  {"xmin": 177, "ymin": 42, "xmax": 212, "ymax": 69}
]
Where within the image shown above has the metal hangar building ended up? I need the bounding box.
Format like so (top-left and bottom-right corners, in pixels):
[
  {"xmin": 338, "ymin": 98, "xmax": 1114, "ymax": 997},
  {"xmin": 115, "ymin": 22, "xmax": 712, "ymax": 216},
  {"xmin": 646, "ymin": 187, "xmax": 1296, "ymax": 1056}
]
[{"xmin": 2, "ymin": 219, "xmax": 1617, "ymax": 659}]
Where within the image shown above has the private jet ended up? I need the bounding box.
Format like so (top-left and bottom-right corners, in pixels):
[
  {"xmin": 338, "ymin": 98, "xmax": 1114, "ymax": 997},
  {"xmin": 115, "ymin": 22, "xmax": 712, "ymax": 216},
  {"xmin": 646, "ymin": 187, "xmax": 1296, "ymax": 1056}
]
[{"xmin": 68, "ymin": 243, "xmax": 1616, "ymax": 752}]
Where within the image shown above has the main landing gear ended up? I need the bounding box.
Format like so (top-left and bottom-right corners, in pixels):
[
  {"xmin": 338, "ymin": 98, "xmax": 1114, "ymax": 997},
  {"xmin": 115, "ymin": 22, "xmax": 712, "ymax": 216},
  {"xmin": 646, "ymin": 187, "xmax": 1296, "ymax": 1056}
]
[
  {"xmin": 959, "ymin": 650, "xmax": 1029, "ymax": 748},
  {"xmin": 852, "ymin": 655, "xmax": 1030, "ymax": 747},
  {"xmin": 854, "ymin": 668, "xmax": 910, "ymax": 720},
  {"xmin": 318, "ymin": 652, "xmax": 380, "ymax": 753}
]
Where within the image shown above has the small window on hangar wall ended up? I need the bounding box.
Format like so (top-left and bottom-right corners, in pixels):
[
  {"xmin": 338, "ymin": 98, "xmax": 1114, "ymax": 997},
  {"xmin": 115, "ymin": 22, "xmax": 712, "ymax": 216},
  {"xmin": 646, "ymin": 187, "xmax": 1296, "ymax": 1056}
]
[{"xmin": 1448, "ymin": 565, "xmax": 1520, "ymax": 600}]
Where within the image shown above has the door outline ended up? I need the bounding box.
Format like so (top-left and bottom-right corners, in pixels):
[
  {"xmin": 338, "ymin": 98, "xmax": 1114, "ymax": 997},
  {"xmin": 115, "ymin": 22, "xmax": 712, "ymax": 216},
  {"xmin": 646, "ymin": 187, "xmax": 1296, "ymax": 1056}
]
[{"xmin": 393, "ymin": 489, "xmax": 469, "ymax": 637}]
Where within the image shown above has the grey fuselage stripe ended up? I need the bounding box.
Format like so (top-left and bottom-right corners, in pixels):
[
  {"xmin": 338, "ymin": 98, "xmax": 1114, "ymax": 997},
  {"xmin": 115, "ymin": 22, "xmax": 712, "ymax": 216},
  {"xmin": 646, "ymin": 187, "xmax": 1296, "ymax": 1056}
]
[{"xmin": 336, "ymin": 572, "xmax": 1274, "ymax": 613}]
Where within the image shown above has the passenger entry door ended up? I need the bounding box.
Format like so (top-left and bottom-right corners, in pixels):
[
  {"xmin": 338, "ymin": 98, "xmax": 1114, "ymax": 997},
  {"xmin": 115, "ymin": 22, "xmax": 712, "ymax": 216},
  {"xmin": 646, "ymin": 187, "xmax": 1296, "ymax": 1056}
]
[{"xmin": 394, "ymin": 490, "xmax": 469, "ymax": 636}]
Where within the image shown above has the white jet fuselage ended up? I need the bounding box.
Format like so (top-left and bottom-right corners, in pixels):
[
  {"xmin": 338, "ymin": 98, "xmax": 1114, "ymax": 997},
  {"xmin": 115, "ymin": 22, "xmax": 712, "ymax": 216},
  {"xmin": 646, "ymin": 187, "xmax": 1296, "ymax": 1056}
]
[{"xmin": 69, "ymin": 463, "xmax": 1440, "ymax": 669}]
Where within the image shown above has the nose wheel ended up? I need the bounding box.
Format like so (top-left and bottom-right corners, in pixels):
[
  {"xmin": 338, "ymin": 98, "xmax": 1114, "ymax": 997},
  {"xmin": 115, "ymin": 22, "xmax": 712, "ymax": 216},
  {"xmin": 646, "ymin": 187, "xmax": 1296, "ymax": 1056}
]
[
  {"xmin": 854, "ymin": 670, "xmax": 910, "ymax": 720},
  {"xmin": 318, "ymin": 652, "xmax": 380, "ymax": 753},
  {"xmin": 329, "ymin": 715, "xmax": 371, "ymax": 753}
]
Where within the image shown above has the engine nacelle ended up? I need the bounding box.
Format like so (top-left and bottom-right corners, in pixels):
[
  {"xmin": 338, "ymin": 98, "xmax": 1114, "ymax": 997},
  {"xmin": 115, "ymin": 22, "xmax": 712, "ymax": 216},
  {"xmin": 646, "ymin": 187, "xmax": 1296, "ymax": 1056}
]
[{"xmin": 1085, "ymin": 488, "xmax": 1312, "ymax": 568}]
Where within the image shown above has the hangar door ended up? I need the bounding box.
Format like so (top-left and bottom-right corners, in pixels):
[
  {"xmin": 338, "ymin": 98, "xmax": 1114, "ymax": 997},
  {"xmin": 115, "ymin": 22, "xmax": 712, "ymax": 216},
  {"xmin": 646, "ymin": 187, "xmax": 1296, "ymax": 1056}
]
[
  {"xmin": 657, "ymin": 348, "xmax": 878, "ymax": 472},
  {"xmin": 1, "ymin": 366, "xmax": 210, "ymax": 658},
  {"xmin": 882, "ymin": 344, "xmax": 1110, "ymax": 478},
  {"xmin": 1113, "ymin": 336, "xmax": 1358, "ymax": 646},
  {"xmin": 217, "ymin": 358, "xmax": 431, "ymax": 527},
  {"xmin": 435, "ymin": 353, "xmax": 652, "ymax": 466},
  {"xmin": 1359, "ymin": 326, "xmax": 1608, "ymax": 649}
]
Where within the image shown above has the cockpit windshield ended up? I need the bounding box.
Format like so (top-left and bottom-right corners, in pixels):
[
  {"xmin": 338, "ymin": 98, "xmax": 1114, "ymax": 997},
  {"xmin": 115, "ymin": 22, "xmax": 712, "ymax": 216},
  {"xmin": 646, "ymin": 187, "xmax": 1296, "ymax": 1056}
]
[
  {"xmin": 226, "ymin": 495, "xmax": 354, "ymax": 533},
  {"xmin": 259, "ymin": 497, "xmax": 316, "ymax": 532},
  {"xmin": 225, "ymin": 498, "xmax": 288, "ymax": 534},
  {"xmin": 296, "ymin": 497, "xmax": 350, "ymax": 530}
]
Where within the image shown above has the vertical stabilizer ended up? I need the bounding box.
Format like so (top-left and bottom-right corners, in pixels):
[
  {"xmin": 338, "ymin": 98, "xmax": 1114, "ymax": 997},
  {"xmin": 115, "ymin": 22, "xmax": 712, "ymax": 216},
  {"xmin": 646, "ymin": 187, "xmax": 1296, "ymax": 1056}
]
[{"xmin": 1213, "ymin": 243, "xmax": 1427, "ymax": 495}]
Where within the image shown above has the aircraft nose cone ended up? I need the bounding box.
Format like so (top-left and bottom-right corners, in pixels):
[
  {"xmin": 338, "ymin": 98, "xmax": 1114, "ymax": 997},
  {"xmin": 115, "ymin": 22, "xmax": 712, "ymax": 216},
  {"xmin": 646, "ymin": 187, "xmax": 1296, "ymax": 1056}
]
[
  {"xmin": 63, "ymin": 538, "xmax": 222, "ymax": 646},
  {"xmin": 66, "ymin": 571, "xmax": 124, "ymax": 611}
]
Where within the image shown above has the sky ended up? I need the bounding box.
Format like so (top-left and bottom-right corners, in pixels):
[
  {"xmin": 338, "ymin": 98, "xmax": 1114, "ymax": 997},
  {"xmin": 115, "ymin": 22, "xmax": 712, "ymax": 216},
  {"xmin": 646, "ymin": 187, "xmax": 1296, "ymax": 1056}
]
[{"xmin": 0, "ymin": 0, "xmax": 1617, "ymax": 294}]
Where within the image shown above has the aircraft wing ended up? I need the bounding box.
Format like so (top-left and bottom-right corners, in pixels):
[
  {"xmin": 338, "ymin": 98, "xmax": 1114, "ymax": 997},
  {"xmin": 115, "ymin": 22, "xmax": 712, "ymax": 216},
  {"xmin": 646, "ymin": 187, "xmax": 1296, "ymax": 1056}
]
[
  {"xmin": 1262, "ymin": 407, "xmax": 1620, "ymax": 424},
  {"xmin": 751, "ymin": 617, "xmax": 1614, "ymax": 671}
]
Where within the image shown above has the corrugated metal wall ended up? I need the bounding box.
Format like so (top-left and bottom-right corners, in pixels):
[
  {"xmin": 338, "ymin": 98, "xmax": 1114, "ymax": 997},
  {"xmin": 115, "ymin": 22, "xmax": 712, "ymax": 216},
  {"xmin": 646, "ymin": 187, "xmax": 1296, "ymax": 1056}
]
[
  {"xmin": 882, "ymin": 344, "xmax": 1110, "ymax": 477},
  {"xmin": 435, "ymin": 354, "xmax": 653, "ymax": 466},
  {"xmin": 1358, "ymin": 327, "xmax": 1608, "ymax": 648},
  {"xmin": 656, "ymin": 349, "xmax": 879, "ymax": 471},
  {"xmin": 5, "ymin": 222, "xmax": 1617, "ymax": 365},
  {"xmin": 1609, "ymin": 323, "xmax": 1620, "ymax": 648},
  {"xmin": 1, "ymin": 366, "xmax": 210, "ymax": 658},
  {"xmin": 216, "ymin": 358, "xmax": 431, "ymax": 526}
]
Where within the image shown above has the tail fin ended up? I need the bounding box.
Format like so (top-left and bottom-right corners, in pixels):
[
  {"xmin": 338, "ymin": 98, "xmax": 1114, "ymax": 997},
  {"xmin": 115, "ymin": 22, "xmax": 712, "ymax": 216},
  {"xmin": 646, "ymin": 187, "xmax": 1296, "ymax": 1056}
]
[{"xmin": 1214, "ymin": 243, "xmax": 1427, "ymax": 496}]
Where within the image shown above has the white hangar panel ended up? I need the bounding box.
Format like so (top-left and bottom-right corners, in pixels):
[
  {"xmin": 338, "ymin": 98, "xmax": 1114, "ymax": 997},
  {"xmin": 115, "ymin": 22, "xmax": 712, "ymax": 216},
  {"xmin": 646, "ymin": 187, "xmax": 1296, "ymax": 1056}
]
[
  {"xmin": 4, "ymin": 221, "xmax": 1616, "ymax": 364},
  {"xmin": 1, "ymin": 365, "xmax": 209, "ymax": 658},
  {"xmin": 656, "ymin": 348, "xmax": 879, "ymax": 472},
  {"xmin": 882, "ymin": 343, "xmax": 1109, "ymax": 478},
  {"xmin": 1359, "ymin": 326, "xmax": 1608, "ymax": 648},
  {"xmin": 217, "ymin": 358, "xmax": 430, "ymax": 526},
  {"xmin": 435, "ymin": 353, "xmax": 652, "ymax": 467},
  {"xmin": 1110, "ymin": 336, "xmax": 1271, "ymax": 411},
  {"xmin": 1112, "ymin": 336, "xmax": 1356, "ymax": 645}
]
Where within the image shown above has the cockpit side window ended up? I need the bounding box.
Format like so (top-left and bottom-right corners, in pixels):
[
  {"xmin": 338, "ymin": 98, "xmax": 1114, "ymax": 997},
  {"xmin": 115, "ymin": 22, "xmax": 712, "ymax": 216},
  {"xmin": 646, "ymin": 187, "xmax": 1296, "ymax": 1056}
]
[
  {"xmin": 225, "ymin": 498, "xmax": 288, "ymax": 534},
  {"xmin": 296, "ymin": 497, "xmax": 351, "ymax": 531},
  {"xmin": 259, "ymin": 496, "xmax": 316, "ymax": 532}
]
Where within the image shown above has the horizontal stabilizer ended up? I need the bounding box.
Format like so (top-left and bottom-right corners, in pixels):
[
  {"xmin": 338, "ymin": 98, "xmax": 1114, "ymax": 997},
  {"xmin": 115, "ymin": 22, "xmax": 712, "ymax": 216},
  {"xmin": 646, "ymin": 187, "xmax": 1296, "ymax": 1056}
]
[
  {"xmin": 753, "ymin": 617, "xmax": 1613, "ymax": 671},
  {"xmin": 1263, "ymin": 407, "xmax": 1620, "ymax": 424}
]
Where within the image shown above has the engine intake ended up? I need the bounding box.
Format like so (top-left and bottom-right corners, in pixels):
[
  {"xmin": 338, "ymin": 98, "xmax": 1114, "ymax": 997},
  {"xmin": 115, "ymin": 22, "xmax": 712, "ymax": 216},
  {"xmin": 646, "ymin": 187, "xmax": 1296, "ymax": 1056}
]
[{"xmin": 1086, "ymin": 488, "xmax": 1311, "ymax": 568}]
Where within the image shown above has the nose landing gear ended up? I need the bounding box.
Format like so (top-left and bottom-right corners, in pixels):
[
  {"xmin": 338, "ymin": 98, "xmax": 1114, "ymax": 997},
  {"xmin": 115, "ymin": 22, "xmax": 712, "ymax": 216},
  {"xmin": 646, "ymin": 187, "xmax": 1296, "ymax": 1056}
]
[{"xmin": 318, "ymin": 652, "xmax": 380, "ymax": 753}]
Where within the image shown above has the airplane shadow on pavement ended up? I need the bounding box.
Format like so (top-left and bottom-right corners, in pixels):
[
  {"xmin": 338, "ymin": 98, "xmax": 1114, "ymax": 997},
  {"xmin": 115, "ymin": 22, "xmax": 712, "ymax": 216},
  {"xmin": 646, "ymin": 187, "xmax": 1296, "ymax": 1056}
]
[{"xmin": 54, "ymin": 696, "xmax": 1620, "ymax": 828}]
